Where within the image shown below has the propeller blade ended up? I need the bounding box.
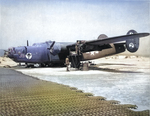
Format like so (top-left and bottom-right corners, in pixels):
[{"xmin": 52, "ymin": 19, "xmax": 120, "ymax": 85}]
[{"xmin": 50, "ymin": 41, "xmax": 55, "ymax": 50}]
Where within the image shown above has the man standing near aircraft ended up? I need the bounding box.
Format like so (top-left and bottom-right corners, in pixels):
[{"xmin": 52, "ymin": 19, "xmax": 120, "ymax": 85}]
[
  {"xmin": 75, "ymin": 41, "xmax": 84, "ymax": 55},
  {"xmin": 75, "ymin": 41, "xmax": 80, "ymax": 55},
  {"xmin": 65, "ymin": 57, "xmax": 70, "ymax": 71}
]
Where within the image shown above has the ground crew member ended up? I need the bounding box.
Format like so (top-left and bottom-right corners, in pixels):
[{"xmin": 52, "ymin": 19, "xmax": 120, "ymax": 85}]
[
  {"xmin": 78, "ymin": 44, "xmax": 82, "ymax": 55},
  {"xmin": 75, "ymin": 41, "xmax": 80, "ymax": 55},
  {"xmin": 65, "ymin": 57, "xmax": 70, "ymax": 71}
]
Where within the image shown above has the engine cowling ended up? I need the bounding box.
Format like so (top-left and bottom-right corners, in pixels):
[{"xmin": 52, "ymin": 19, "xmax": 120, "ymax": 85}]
[{"xmin": 126, "ymin": 30, "xmax": 139, "ymax": 53}]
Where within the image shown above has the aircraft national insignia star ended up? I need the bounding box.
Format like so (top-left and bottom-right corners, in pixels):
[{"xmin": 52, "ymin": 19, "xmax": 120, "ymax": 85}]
[{"xmin": 26, "ymin": 53, "xmax": 32, "ymax": 59}]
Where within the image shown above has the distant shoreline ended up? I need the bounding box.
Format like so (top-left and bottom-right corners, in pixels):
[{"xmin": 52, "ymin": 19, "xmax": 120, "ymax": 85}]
[{"xmin": 0, "ymin": 49, "xmax": 4, "ymax": 57}]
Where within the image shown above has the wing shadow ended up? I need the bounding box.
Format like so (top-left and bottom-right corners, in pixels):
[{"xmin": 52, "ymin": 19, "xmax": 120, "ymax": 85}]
[{"xmin": 89, "ymin": 63, "xmax": 141, "ymax": 73}]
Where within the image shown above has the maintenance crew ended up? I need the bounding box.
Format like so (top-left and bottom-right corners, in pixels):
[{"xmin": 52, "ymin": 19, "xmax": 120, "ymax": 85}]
[
  {"xmin": 75, "ymin": 41, "xmax": 80, "ymax": 55},
  {"xmin": 65, "ymin": 57, "xmax": 70, "ymax": 71}
]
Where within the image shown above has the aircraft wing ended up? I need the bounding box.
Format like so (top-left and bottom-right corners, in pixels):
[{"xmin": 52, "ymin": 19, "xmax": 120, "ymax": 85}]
[{"xmin": 85, "ymin": 33, "xmax": 149, "ymax": 45}]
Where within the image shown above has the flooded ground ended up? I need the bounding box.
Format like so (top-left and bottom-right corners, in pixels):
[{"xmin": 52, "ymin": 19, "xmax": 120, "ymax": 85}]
[{"xmin": 16, "ymin": 55, "xmax": 150, "ymax": 111}]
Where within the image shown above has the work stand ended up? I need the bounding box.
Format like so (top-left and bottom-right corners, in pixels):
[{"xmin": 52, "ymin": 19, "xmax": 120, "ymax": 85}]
[
  {"xmin": 67, "ymin": 40, "xmax": 89, "ymax": 70},
  {"xmin": 69, "ymin": 54, "xmax": 82, "ymax": 69}
]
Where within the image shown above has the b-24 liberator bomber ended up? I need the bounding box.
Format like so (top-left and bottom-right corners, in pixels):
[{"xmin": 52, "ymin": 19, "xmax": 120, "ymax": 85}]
[{"xmin": 5, "ymin": 30, "xmax": 149, "ymax": 68}]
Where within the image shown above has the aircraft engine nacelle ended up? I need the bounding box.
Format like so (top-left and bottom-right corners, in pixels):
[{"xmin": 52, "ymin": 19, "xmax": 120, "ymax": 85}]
[{"xmin": 126, "ymin": 30, "xmax": 139, "ymax": 53}]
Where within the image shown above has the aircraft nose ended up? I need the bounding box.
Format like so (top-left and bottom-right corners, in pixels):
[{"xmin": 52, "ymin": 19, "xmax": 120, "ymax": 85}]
[
  {"xmin": 5, "ymin": 47, "xmax": 15, "ymax": 58},
  {"xmin": 13, "ymin": 54, "xmax": 19, "ymax": 61},
  {"xmin": 7, "ymin": 52, "xmax": 14, "ymax": 58}
]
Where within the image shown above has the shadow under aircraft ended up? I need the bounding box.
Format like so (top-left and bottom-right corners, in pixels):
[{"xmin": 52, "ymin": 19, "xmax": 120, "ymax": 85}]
[{"xmin": 5, "ymin": 30, "xmax": 149, "ymax": 68}]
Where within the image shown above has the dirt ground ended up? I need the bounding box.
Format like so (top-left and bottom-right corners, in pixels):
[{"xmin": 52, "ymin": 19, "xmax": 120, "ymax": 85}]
[
  {"xmin": 92, "ymin": 55, "xmax": 150, "ymax": 73},
  {"xmin": 0, "ymin": 57, "xmax": 17, "ymax": 67}
]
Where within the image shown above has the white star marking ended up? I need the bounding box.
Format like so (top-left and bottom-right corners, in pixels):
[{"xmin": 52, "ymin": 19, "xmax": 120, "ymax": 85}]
[
  {"xmin": 90, "ymin": 51, "xmax": 95, "ymax": 55},
  {"xmin": 90, "ymin": 51, "xmax": 99, "ymax": 55}
]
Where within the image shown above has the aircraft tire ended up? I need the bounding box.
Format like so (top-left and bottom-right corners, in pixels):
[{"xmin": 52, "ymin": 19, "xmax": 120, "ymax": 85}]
[
  {"xmin": 41, "ymin": 63, "xmax": 46, "ymax": 67},
  {"xmin": 48, "ymin": 63, "xmax": 53, "ymax": 67}
]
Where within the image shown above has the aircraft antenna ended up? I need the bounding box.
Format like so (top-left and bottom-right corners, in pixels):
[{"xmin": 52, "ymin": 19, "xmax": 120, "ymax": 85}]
[{"xmin": 27, "ymin": 40, "xmax": 29, "ymax": 46}]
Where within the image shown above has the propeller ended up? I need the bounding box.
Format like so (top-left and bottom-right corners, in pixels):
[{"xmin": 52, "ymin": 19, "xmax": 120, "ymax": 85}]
[
  {"xmin": 47, "ymin": 41, "xmax": 55, "ymax": 54},
  {"xmin": 50, "ymin": 41, "xmax": 55, "ymax": 50}
]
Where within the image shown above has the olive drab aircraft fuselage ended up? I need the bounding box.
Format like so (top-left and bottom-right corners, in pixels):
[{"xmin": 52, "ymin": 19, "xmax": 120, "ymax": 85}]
[{"xmin": 6, "ymin": 30, "xmax": 150, "ymax": 68}]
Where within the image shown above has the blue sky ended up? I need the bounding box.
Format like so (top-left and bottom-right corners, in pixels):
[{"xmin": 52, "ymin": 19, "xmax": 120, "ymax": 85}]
[{"xmin": 0, "ymin": 0, "xmax": 149, "ymax": 55}]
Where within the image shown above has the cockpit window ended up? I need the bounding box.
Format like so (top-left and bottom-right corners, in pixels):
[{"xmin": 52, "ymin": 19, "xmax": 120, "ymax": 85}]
[{"xmin": 15, "ymin": 47, "xmax": 26, "ymax": 55}]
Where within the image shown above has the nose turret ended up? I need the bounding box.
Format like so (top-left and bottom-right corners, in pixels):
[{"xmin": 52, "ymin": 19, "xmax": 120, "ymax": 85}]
[{"xmin": 4, "ymin": 47, "xmax": 16, "ymax": 59}]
